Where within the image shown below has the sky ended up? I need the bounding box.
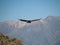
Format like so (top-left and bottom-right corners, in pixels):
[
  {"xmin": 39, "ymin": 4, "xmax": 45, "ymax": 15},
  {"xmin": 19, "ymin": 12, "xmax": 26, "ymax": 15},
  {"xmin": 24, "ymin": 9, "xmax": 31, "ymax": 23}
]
[{"xmin": 0, "ymin": 0, "xmax": 60, "ymax": 21}]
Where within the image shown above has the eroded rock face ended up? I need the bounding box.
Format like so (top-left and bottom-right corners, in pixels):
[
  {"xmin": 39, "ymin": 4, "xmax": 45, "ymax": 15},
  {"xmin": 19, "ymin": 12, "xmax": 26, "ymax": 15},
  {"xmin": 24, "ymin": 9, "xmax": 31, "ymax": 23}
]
[{"xmin": 0, "ymin": 33, "xmax": 23, "ymax": 45}]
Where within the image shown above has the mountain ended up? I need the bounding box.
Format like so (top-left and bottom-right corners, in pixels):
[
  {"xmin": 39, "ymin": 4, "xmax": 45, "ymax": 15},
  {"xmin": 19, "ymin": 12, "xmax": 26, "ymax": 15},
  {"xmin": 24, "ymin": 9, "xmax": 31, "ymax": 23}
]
[{"xmin": 0, "ymin": 16, "xmax": 60, "ymax": 45}]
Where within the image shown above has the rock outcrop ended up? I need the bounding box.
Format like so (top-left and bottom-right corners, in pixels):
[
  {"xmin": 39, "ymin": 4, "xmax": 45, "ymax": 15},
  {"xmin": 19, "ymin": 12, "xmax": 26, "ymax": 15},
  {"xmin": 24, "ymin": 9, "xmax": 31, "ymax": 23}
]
[{"xmin": 0, "ymin": 33, "xmax": 23, "ymax": 45}]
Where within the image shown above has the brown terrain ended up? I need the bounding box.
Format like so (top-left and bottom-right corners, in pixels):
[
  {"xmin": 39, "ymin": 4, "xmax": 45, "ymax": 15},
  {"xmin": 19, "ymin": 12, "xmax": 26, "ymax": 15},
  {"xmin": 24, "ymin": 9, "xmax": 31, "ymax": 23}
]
[{"xmin": 0, "ymin": 33, "xmax": 23, "ymax": 45}]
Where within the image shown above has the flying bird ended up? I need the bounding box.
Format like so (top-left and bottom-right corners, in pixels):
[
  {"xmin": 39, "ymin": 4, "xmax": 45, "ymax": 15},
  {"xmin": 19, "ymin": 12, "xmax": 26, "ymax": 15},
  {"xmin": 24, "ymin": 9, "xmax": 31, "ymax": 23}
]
[{"xmin": 19, "ymin": 19, "xmax": 41, "ymax": 23}]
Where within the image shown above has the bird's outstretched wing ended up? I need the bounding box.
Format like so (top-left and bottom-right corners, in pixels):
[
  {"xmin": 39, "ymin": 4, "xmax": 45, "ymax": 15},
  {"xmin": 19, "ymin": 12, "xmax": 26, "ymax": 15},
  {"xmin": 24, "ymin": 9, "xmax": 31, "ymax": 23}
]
[
  {"xmin": 19, "ymin": 19, "xmax": 27, "ymax": 22},
  {"xmin": 31, "ymin": 19, "xmax": 41, "ymax": 22}
]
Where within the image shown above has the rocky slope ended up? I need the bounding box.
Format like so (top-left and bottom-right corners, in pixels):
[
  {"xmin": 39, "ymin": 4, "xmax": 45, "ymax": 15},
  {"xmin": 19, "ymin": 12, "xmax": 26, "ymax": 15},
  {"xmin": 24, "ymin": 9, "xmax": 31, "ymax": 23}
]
[{"xmin": 0, "ymin": 33, "xmax": 23, "ymax": 45}]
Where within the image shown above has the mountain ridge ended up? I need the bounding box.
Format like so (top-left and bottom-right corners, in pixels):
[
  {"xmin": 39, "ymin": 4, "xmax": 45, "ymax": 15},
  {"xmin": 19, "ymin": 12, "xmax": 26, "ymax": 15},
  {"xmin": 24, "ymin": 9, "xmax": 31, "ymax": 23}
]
[{"xmin": 0, "ymin": 16, "xmax": 60, "ymax": 45}]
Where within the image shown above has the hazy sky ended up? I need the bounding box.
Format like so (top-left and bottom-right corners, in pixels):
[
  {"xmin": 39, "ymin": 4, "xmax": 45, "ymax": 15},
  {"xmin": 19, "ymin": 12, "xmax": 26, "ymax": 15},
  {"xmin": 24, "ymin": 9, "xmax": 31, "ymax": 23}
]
[{"xmin": 0, "ymin": 0, "xmax": 60, "ymax": 21}]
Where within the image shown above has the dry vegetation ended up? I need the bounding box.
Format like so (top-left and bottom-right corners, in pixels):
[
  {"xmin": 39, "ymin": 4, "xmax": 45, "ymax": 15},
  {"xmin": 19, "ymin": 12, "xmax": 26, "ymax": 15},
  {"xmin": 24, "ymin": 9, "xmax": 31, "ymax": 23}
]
[{"xmin": 0, "ymin": 33, "xmax": 23, "ymax": 45}]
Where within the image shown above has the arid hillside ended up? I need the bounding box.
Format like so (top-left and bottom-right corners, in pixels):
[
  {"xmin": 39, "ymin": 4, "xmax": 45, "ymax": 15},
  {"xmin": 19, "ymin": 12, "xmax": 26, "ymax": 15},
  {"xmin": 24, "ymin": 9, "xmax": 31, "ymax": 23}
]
[{"xmin": 0, "ymin": 33, "xmax": 23, "ymax": 45}]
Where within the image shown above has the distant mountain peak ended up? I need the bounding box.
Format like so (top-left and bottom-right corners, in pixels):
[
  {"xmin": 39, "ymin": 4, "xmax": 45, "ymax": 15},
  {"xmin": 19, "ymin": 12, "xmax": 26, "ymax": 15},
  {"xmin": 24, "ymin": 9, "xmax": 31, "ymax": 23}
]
[{"xmin": 0, "ymin": 16, "xmax": 60, "ymax": 45}]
